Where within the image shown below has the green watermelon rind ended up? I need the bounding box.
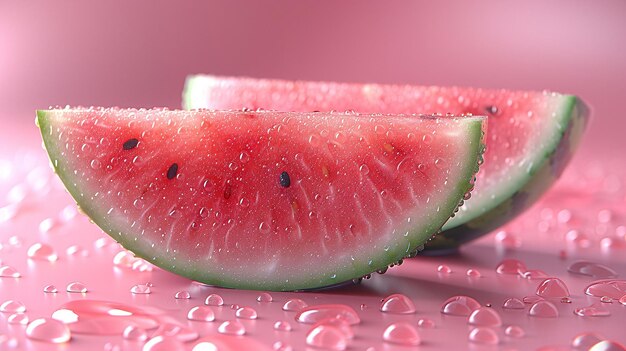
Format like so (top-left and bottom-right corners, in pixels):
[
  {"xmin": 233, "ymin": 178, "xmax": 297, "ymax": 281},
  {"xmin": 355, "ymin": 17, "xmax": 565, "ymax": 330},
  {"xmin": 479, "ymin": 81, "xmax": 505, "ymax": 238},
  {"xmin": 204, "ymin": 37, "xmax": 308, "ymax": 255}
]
[
  {"xmin": 37, "ymin": 110, "xmax": 484, "ymax": 290},
  {"xmin": 429, "ymin": 96, "xmax": 588, "ymax": 248}
]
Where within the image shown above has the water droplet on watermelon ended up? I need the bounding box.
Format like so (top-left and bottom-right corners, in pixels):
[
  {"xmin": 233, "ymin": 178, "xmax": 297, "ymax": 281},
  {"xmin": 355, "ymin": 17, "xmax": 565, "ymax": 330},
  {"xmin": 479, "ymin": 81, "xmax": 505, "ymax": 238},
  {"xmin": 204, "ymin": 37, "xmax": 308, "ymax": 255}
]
[
  {"xmin": 468, "ymin": 308, "xmax": 502, "ymax": 327},
  {"xmin": 441, "ymin": 296, "xmax": 481, "ymax": 316},
  {"xmin": 536, "ymin": 278, "xmax": 570, "ymax": 298},
  {"xmin": 8, "ymin": 313, "xmax": 29, "ymax": 325},
  {"xmin": 382, "ymin": 322, "xmax": 421, "ymax": 346},
  {"xmin": 306, "ymin": 325, "xmax": 348, "ymax": 350},
  {"xmin": 273, "ymin": 321, "xmax": 292, "ymax": 331},
  {"xmin": 496, "ymin": 258, "xmax": 526, "ymax": 275},
  {"xmin": 528, "ymin": 301, "xmax": 559, "ymax": 317},
  {"xmin": 235, "ymin": 307, "xmax": 257, "ymax": 320},
  {"xmin": 295, "ymin": 304, "xmax": 360, "ymax": 325},
  {"xmin": 503, "ymin": 298, "xmax": 525, "ymax": 309},
  {"xmin": 380, "ymin": 294, "xmax": 416, "ymax": 314},
  {"xmin": 122, "ymin": 325, "xmax": 148, "ymax": 341},
  {"xmin": 571, "ymin": 332, "xmax": 604, "ymax": 350},
  {"xmin": 256, "ymin": 292, "xmax": 273, "ymax": 302},
  {"xmin": 422, "ymin": 134, "xmax": 432, "ymax": 144},
  {"xmin": 205, "ymin": 294, "xmax": 224, "ymax": 306},
  {"xmin": 27, "ymin": 243, "xmax": 58, "ymax": 262},
  {"xmin": 468, "ymin": 327, "xmax": 499, "ymax": 344},
  {"xmin": 238, "ymin": 151, "xmax": 250, "ymax": 163},
  {"xmin": 437, "ymin": 264, "xmax": 452, "ymax": 274},
  {"xmin": 43, "ymin": 285, "xmax": 58, "ymax": 293},
  {"xmin": 259, "ymin": 222, "xmax": 270, "ymax": 233},
  {"xmin": 187, "ymin": 306, "xmax": 215, "ymax": 322},
  {"xmin": 574, "ymin": 303, "xmax": 611, "ymax": 317},
  {"xmin": 0, "ymin": 300, "xmax": 26, "ymax": 313},
  {"xmin": 283, "ymin": 298, "xmax": 308, "ymax": 311},
  {"xmin": 359, "ymin": 164, "xmax": 369, "ymax": 175},
  {"xmin": 25, "ymin": 318, "xmax": 71, "ymax": 343},
  {"xmin": 505, "ymin": 325, "xmax": 525, "ymax": 338},
  {"xmin": 0, "ymin": 265, "xmax": 21, "ymax": 278},
  {"xmin": 218, "ymin": 321, "xmax": 245, "ymax": 336},
  {"xmin": 174, "ymin": 291, "xmax": 190, "ymax": 299},
  {"xmin": 239, "ymin": 197, "xmax": 250, "ymax": 208},
  {"xmin": 90, "ymin": 159, "xmax": 101, "ymax": 169}
]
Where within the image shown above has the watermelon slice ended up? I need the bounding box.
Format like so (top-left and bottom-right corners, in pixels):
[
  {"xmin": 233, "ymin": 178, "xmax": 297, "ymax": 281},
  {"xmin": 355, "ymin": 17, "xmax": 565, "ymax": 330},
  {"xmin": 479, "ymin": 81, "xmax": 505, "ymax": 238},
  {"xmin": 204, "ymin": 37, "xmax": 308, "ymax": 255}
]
[
  {"xmin": 183, "ymin": 75, "xmax": 588, "ymax": 249},
  {"xmin": 37, "ymin": 108, "xmax": 484, "ymax": 290}
]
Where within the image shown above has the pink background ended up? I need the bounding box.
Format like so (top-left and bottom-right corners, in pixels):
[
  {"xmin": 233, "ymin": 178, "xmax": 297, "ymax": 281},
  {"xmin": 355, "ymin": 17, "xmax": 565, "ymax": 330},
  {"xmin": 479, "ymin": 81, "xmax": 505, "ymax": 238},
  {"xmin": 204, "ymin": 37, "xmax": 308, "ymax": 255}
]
[{"xmin": 2, "ymin": 1, "xmax": 625, "ymax": 154}]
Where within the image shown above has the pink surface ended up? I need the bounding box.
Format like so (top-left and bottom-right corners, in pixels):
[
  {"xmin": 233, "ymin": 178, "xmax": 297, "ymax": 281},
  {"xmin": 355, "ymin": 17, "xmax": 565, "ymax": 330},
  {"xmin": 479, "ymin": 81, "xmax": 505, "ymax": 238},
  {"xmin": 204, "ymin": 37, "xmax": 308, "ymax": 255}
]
[{"xmin": 2, "ymin": 1, "xmax": 626, "ymax": 350}]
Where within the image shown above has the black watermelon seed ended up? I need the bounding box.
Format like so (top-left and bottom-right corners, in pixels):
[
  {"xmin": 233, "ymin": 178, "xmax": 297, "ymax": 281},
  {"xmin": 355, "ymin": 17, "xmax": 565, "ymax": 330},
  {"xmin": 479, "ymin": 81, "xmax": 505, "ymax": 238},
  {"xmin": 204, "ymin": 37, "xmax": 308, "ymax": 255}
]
[
  {"xmin": 279, "ymin": 171, "xmax": 291, "ymax": 188},
  {"xmin": 123, "ymin": 138, "xmax": 139, "ymax": 150},
  {"xmin": 166, "ymin": 163, "xmax": 178, "ymax": 180},
  {"xmin": 485, "ymin": 105, "xmax": 499, "ymax": 115}
]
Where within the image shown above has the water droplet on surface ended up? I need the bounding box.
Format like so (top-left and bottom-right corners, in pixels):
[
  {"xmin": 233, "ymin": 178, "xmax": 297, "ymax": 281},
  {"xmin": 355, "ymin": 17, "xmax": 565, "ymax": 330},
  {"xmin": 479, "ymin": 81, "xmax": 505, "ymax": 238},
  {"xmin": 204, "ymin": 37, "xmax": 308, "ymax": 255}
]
[
  {"xmin": 306, "ymin": 325, "xmax": 348, "ymax": 350},
  {"xmin": 259, "ymin": 221, "xmax": 270, "ymax": 233},
  {"xmin": 0, "ymin": 265, "xmax": 21, "ymax": 278},
  {"xmin": 496, "ymin": 259, "xmax": 526, "ymax": 275},
  {"xmin": 494, "ymin": 230, "xmax": 521, "ymax": 249},
  {"xmin": 295, "ymin": 304, "xmax": 360, "ymax": 325},
  {"xmin": 174, "ymin": 290, "xmax": 190, "ymax": 299},
  {"xmin": 273, "ymin": 341, "xmax": 293, "ymax": 351},
  {"xmin": 571, "ymin": 332, "xmax": 604, "ymax": 349},
  {"xmin": 466, "ymin": 269, "xmax": 481, "ymax": 277},
  {"xmin": 235, "ymin": 307, "xmax": 258, "ymax": 319},
  {"xmin": 380, "ymin": 294, "xmax": 416, "ymax": 314},
  {"xmin": 585, "ymin": 280, "xmax": 626, "ymax": 299},
  {"xmin": 123, "ymin": 325, "xmax": 148, "ymax": 341},
  {"xmin": 561, "ymin": 297, "xmax": 572, "ymax": 304},
  {"xmin": 256, "ymin": 292, "xmax": 273, "ymax": 302},
  {"xmin": 151, "ymin": 323, "xmax": 198, "ymax": 342},
  {"xmin": 505, "ymin": 325, "xmax": 525, "ymax": 338},
  {"xmin": 536, "ymin": 278, "xmax": 570, "ymax": 298},
  {"xmin": 503, "ymin": 298, "xmax": 525, "ymax": 309},
  {"xmin": 273, "ymin": 320, "xmax": 292, "ymax": 331},
  {"xmin": 130, "ymin": 284, "xmax": 151, "ymax": 294},
  {"xmin": 600, "ymin": 296, "xmax": 613, "ymax": 303},
  {"xmin": 204, "ymin": 294, "xmax": 224, "ymax": 306},
  {"xmin": 588, "ymin": 340, "xmax": 626, "ymax": 351},
  {"xmin": 187, "ymin": 306, "xmax": 215, "ymax": 322},
  {"xmin": 7, "ymin": 313, "xmax": 29, "ymax": 325},
  {"xmin": 568, "ymin": 261, "xmax": 618, "ymax": 278},
  {"xmin": 574, "ymin": 303, "xmax": 611, "ymax": 317},
  {"xmin": 468, "ymin": 327, "xmax": 499, "ymax": 345},
  {"xmin": 90, "ymin": 159, "xmax": 101, "ymax": 170},
  {"xmin": 441, "ymin": 296, "xmax": 481, "ymax": 316},
  {"xmin": 27, "ymin": 243, "xmax": 58, "ymax": 262},
  {"xmin": 619, "ymin": 295, "xmax": 626, "ymax": 305},
  {"xmin": 217, "ymin": 320, "xmax": 245, "ymax": 336},
  {"xmin": 283, "ymin": 298, "xmax": 307, "ymax": 311},
  {"xmin": 51, "ymin": 300, "xmax": 159, "ymax": 334},
  {"xmin": 142, "ymin": 336, "xmax": 185, "ymax": 351},
  {"xmin": 523, "ymin": 269, "xmax": 550, "ymax": 280},
  {"xmin": 382, "ymin": 322, "xmax": 421, "ymax": 346},
  {"xmin": 528, "ymin": 301, "xmax": 559, "ymax": 317},
  {"xmin": 26, "ymin": 318, "xmax": 71, "ymax": 343},
  {"xmin": 0, "ymin": 300, "xmax": 26, "ymax": 313},
  {"xmin": 437, "ymin": 264, "xmax": 452, "ymax": 274},
  {"xmin": 523, "ymin": 295, "xmax": 543, "ymax": 304},
  {"xmin": 468, "ymin": 308, "xmax": 502, "ymax": 327},
  {"xmin": 417, "ymin": 318, "xmax": 435, "ymax": 328}
]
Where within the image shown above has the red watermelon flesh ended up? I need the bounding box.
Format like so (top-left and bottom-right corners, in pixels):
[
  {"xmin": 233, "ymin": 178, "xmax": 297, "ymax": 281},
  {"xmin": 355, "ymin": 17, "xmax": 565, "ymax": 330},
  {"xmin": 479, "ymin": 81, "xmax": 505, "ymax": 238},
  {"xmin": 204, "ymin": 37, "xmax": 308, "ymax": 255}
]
[
  {"xmin": 184, "ymin": 75, "xmax": 588, "ymax": 247},
  {"xmin": 37, "ymin": 108, "xmax": 485, "ymax": 290}
]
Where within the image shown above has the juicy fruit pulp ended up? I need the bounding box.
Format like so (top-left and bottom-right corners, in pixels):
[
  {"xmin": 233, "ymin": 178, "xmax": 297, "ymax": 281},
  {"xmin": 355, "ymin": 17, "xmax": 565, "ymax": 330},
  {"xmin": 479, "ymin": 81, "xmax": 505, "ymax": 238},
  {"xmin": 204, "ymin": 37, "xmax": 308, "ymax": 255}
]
[
  {"xmin": 37, "ymin": 108, "xmax": 484, "ymax": 290},
  {"xmin": 184, "ymin": 75, "xmax": 588, "ymax": 248}
]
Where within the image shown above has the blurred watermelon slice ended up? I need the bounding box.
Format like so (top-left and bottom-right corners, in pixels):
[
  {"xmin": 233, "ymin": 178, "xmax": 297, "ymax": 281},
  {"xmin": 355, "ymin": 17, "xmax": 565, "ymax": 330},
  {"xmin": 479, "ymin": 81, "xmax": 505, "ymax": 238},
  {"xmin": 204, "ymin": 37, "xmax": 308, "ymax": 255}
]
[
  {"xmin": 37, "ymin": 108, "xmax": 484, "ymax": 290},
  {"xmin": 183, "ymin": 75, "xmax": 588, "ymax": 249}
]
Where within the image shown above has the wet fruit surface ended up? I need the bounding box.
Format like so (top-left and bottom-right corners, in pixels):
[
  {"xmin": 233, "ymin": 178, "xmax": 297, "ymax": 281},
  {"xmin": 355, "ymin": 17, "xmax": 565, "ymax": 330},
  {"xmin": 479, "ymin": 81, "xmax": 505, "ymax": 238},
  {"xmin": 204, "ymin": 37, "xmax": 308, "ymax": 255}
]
[{"xmin": 0, "ymin": 122, "xmax": 625, "ymax": 350}]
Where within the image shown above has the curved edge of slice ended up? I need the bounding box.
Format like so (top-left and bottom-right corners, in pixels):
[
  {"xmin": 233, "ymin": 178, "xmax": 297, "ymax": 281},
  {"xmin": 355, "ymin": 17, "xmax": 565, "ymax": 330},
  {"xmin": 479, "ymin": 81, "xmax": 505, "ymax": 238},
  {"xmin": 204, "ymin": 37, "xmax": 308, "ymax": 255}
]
[
  {"xmin": 36, "ymin": 109, "xmax": 485, "ymax": 290},
  {"xmin": 430, "ymin": 96, "xmax": 589, "ymax": 249}
]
